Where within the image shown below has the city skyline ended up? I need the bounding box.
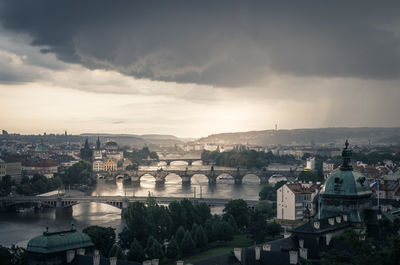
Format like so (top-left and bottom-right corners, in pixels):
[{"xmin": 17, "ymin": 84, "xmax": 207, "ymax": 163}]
[{"xmin": 1, "ymin": 1, "xmax": 400, "ymax": 137}]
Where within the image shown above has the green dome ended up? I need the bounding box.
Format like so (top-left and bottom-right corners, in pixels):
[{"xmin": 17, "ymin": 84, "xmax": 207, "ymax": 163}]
[
  {"xmin": 27, "ymin": 229, "xmax": 94, "ymax": 254},
  {"xmin": 35, "ymin": 144, "xmax": 49, "ymax": 153},
  {"xmin": 320, "ymin": 170, "xmax": 372, "ymax": 197},
  {"xmin": 318, "ymin": 140, "xmax": 373, "ymax": 223}
]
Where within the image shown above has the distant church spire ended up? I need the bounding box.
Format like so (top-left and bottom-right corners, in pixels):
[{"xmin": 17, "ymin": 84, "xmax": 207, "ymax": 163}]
[
  {"xmin": 96, "ymin": 136, "xmax": 101, "ymax": 150},
  {"xmin": 340, "ymin": 140, "xmax": 353, "ymax": 171}
]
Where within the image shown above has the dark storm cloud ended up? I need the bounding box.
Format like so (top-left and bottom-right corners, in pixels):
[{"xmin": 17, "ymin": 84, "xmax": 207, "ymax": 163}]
[{"xmin": 1, "ymin": 1, "xmax": 400, "ymax": 86}]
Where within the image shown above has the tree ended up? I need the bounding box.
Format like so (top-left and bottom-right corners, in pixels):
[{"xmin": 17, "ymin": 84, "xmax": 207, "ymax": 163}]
[
  {"xmin": 204, "ymin": 219, "xmax": 215, "ymax": 243},
  {"xmin": 123, "ymin": 201, "xmax": 149, "ymax": 246},
  {"xmin": 175, "ymin": 226, "xmax": 186, "ymax": 246},
  {"xmin": 108, "ymin": 244, "xmax": 125, "ymax": 260},
  {"xmin": 259, "ymin": 185, "xmax": 276, "ymax": 201},
  {"xmin": 180, "ymin": 231, "xmax": 195, "ymax": 255},
  {"xmin": 59, "ymin": 160, "xmax": 95, "ymax": 185},
  {"xmin": 194, "ymin": 202, "xmax": 212, "ymax": 224},
  {"xmin": 249, "ymin": 210, "xmax": 268, "ymax": 243},
  {"xmin": 145, "ymin": 236, "xmax": 163, "ymax": 260},
  {"xmin": 0, "ymin": 175, "xmax": 12, "ymax": 196},
  {"xmin": 213, "ymin": 221, "xmax": 234, "ymax": 242},
  {"xmin": 223, "ymin": 199, "xmax": 249, "ymax": 229},
  {"xmin": 83, "ymin": 226, "xmax": 115, "ymax": 257},
  {"xmin": 166, "ymin": 236, "xmax": 179, "ymax": 259},
  {"xmin": 0, "ymin": 246, "xmax": 12, "ymax": 265},
  {"xmin": 127, "ymin": 238, "xmax": 145, "ymax": 263},
  {"xmin": 255, "ymin": 200, "xmax": 276, "ymax": 219},
  {"xmin": 194, "ymin": 226, "xmax": 208, "ymax": 250},
  {"xmin": 227, "ymin": 215, "xmax": 239, "ymax": 234},
  {"xmin": 266, "ymin": 222, "xmax": 281, "ymax": 238}
]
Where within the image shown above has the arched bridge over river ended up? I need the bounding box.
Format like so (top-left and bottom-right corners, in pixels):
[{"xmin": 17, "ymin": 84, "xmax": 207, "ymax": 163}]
[
  {"xmin": 98, "ymin": 167, "xmax": 300, "ymax": 185},
  {"xmin": 0, "ymin": 195, "xmax": 259, "ymax": 215}
]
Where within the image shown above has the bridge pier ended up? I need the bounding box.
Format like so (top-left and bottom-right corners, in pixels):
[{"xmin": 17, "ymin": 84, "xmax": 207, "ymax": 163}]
[
  {"xmin": 188, "ymin": 161, "xmax": 193, "ymax": 166},
  {"xmin": 181, "ymin": 175, "xmax": 191, "ymax": 185}
]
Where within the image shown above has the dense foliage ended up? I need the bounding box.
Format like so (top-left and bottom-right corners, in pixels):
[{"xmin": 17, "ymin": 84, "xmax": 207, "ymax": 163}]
[
  {"xmin": 57, "ymin": 160, "xmax": 96, "ymax": 185},
  {"xmin": 16, "ymin": 174, "xmax": 62, "ymax": 195},
  {"xmin": 201, "ymin": 150, "xmax": 297, "ymax": 169},
  {"xmin": 0, "ymin": 245, "xmax": 28, "ymax": 265},
  {"xmin": 259, "ymin": 180, "xmax": 287, "ymax": 201},
  {"xmin": 83, "ymin": 226, "xmax": 116, "ymax": 257},
  {"xmin": 0, "ymin": 175, "xmax": 12, "ymax": 196},
  {"xmin": 352, "ymin": 151, "xmax": 400, "ymax": 165},
  {"xmin": 321, "ymin": 229, "xmax": 400, "ymax": 265},
  {"xmin": 124, "ymin": 147, "xmax": 158, "ymax": 167},
  {"xmin": 118, "ymin": 197, "xmax": 271, "ymax": 262}
]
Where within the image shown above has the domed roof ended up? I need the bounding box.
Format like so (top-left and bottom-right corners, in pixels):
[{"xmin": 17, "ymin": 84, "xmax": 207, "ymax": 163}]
[
  {"xmin": 35, "ymin": 144, "xmax": 48, "ymax": 153},
  {"xmin": 321, "ymin": 170, "xmax": 371, "ymax": 197},
  {"xmin": 320, "ymin": 140, "xmax": 372, "ymax": 197},
  {"xmin": 27, "ymin": 228, "xmax": 94, "ymax": 254},
  {"xmin": 104, "ymin": 140, "xmax": 118, "ymax": 149}
]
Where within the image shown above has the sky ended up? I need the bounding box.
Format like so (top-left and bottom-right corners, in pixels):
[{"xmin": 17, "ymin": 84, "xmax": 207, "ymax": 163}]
[{"xmin": 0, "ymin": 1, "xmax": 400, "ymax": 138}]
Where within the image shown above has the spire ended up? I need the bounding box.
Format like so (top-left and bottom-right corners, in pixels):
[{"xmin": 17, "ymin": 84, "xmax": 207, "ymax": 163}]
[
  {"xmin": 340, "ymin": 140, "xmax": 353, "ymax": 171},
  {"xmin": 96, "ymin": 136, "xmax": 101, "ymax": 150},
  {"xmin": 84, "ymin": 138, "xmax": 89, "ymax": 149}
]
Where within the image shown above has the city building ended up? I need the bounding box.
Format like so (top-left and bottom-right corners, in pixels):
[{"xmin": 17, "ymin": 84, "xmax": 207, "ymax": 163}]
[
  {"xmin": 34, "ymin": 143, "xmax": 49, "ymax": 159},
  {"xmin": 277, "ymin": 182, "xmax": 319, "ymax": 220},
  {"xmin": 103, "ymin": 158, "xmax": 117, "ymax": 171},
  {"xmin": 322, "ymin": 160, "xmax": 335, "ymax": 172},
  {"xmin": 305, "ymin": 157, "xmax": 315, "ymax": 170}
]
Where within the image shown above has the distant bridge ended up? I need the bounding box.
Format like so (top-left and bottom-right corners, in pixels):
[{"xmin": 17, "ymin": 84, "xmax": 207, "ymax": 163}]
[
  {"xmin": 0, "ymin": 195, "xmax": 259, "ymax": 214},
  {"xmin": 97, "ymin": 166, "xmax": 300, "ymax": 184},
  {"xmin": 157, "ymin": 154, "xmax": 202, "ymax": 166}
]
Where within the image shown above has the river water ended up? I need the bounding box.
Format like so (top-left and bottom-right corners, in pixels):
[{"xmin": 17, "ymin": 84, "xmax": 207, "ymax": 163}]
[{"xmin": 0, "ymin": 162, "xmax": 267, "ymax": 247}]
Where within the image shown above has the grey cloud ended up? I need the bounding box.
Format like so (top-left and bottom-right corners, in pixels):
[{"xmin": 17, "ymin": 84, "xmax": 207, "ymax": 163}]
[{"xmin": 1, "ymin": 1, "xmax": 400, "ymax": 87}]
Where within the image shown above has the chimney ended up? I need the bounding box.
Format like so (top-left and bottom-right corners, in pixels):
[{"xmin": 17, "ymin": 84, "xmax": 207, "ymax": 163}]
[
  {"xmin": 151, "ymin": 259, "xmax": 159, "ymax": 265},
  {"xmin": 298, "ymin": 239, "xmax": 304, "ymax": 248},
  {"xmin": 143, "ymin": 261, "xmax": 152, "ymax": 265},
  {"xmin": 110, "ymin": 257, "xmax": 117, "ymax": 265},
  {"xmin": 289, "ymin": 250, "xmax": 298, "ymax": 264},
  {"xmin": 93, "ymin": 250, "xmax": 100, "ymax": 265},
  {"xmin": 255, "ymin": 247, "xmax": 261, "ymax": 261},
  {"xmin": 284, "ymin": 231, "xmax": 291, "ymax": 238},
  {"xmin": 326, "ymin": 233, "xmax": 332, "ymax": 246},
  {"xmin": 262, "ymin": 244, "xmax": 271, "ymax": 251},
  {"xmin": 66, "ymin": 250, "xmax": 75, "ymax": 263},
  {"xmin": 299, "ymin": 248, "xmax": 308, "ymax": 259},
  {"xmin": 76, "ymin": 248, "xmax": 85, "ymax": 256},
  {"xmin": 176, "ymin": 261, "xmax": 184, "ymax": 265},
  {"xmin": 234, "ymin": 248, "xmax": 242, "ymax": 262}
]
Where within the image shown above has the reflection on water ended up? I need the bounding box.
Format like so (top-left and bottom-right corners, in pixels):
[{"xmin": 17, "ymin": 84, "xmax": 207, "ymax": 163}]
[{"xmin": 0, "ymin": 167, "xmax": 267, "ymax": 247}]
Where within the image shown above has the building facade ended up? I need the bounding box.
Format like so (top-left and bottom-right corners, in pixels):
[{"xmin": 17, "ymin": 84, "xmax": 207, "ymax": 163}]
[{"xmin": 277, "ymin": 183, "xmax": 319, "ymax": 220}]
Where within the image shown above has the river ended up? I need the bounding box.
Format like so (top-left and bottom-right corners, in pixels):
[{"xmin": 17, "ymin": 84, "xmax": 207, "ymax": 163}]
[{"xmin": 0, "ymin": 162, "xmax": 268, "ymax": 247}]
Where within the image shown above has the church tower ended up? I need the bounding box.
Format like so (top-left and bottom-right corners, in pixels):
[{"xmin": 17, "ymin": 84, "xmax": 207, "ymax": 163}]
[{"xmin": 317, "ymin": 140, "xmax": 372, "ymax": 223}]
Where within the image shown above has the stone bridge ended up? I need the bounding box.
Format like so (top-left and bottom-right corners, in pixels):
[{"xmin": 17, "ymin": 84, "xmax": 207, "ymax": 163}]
[
  {"xmin": 97, "ymin": 167, "xmax": 299, "ymax": 185},
  {"xmin": 0, "ymin": 195, "xmax": 259, "ymax": 215}
]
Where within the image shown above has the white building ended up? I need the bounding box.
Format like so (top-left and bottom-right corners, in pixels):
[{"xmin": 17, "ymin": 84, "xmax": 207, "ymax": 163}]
[
  {"xmin": 305, "ymin": 157, "xmax": 316, "ymax": 170},
  {"xmin": 93, "ymin": 160, "xmax": 104, "ymax": 172},
  {"xmin": 277, "ymin": 182, "xmax": 319, "ymax": 221},
  {"xmin": 322, "ymin": 160, "xmax": 335, "ymax": 172}
]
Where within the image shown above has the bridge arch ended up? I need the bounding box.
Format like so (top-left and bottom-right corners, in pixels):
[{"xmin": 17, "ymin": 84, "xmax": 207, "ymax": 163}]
[
  {"xmin": 242, "ymin": 174, "xmax": 261, "ymax": 184},
  {"xmin": 97, "ymin": 174, "xmax": 105, "ymax": 179},
  {"xmin": 216, "ymin": 173, "xmax": 234, "ymax": 183},
  {"xmin": 169, "ymin": 160, "xmax": 189, "ymax": 166},
  {"xmin": 191, "ymin": 174, "xmax": 209, "ymax": 184},
  {"xmin": 165, "ymin": 173, "xmax": 182, "ymax": 184},
  {"xmin": 115, "ymin": 175, "xmax": 125, "ymax": 180}
]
